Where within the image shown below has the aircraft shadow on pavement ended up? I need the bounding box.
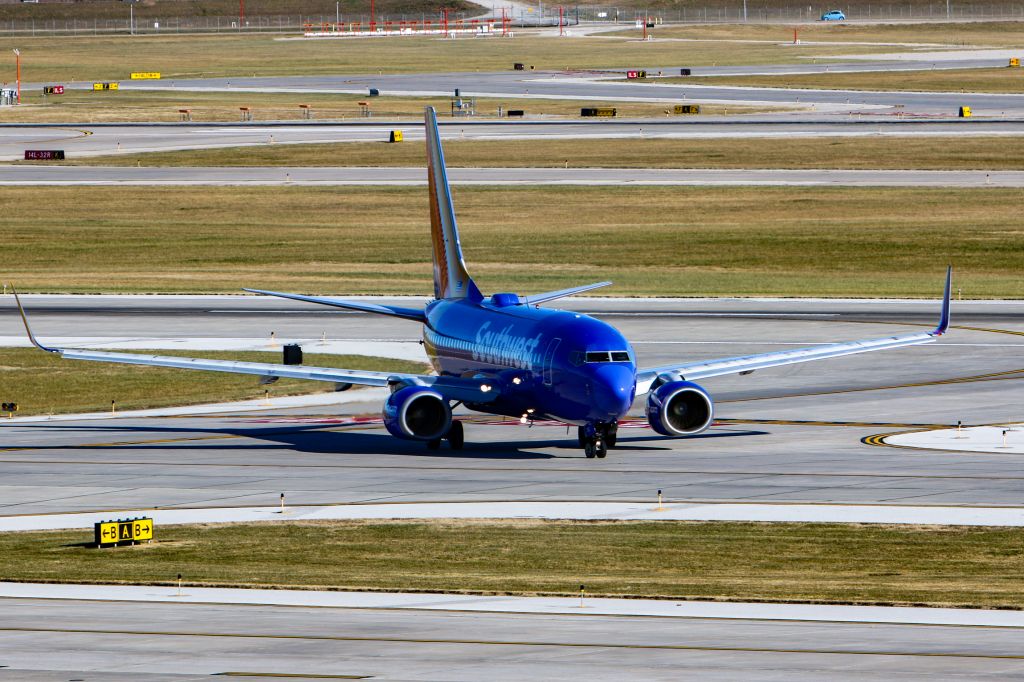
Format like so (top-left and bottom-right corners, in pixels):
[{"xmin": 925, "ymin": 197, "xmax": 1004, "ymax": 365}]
[{"xmin": 14, "ymin": 423, "xmax": 768, "ymax": 458}]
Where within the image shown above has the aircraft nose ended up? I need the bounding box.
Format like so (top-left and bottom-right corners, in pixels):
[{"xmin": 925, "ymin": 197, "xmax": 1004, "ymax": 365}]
[{"xmin": 590, "ymin": 364, "xmax": 635, "ymax": 419}]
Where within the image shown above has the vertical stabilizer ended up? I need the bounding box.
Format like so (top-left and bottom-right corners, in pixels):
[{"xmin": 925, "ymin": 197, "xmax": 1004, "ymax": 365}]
[{"xmin": 425, "ymin": 106, "xmax": 482, "ymax": 302}]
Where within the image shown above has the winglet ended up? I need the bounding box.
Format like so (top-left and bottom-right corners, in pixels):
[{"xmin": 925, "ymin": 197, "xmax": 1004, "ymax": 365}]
[
  {"xmin": 933, "ymin": 265, "xmax": 952, "ymax": 336},
  {"xmin": 11, "ymin": 286, "xmax": 59, "ymax": 353}
]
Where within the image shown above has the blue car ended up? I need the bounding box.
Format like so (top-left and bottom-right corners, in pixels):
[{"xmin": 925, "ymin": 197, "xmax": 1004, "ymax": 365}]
[{"xmin": 820, "ymin": 9, "xmax": 846, "ymax": 20}]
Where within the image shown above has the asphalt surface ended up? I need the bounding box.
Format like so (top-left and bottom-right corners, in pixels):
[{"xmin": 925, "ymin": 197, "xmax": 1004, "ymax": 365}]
[
  {"xmin": 3, "ymin": 295, "xmax": 1023, "ymax": 515},
  {"xmin": 3, "ymin": 165, "xmax": 1024, "ymax": 186},
  {"xmin": 5, "ymin": 117, "xmax": 1024, "ymax": 161},
  {"xmin": 115, "ymin": 63, "xmax": 1024, "ymax": 115},
  {"xmin": 4, "ymin": 596, "xmax": 1023, "ymax": 681}
]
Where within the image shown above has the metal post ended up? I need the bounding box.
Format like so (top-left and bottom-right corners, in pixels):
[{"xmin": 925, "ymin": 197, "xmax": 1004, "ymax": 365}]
[
  {"xmin": 12, "ymin": 49, "xmax": 19, "ymax": 104},
  {"xmin": 743, "ymin": 0, "xmax": 748, "ymax": 21},
  {"xmin": 336, "ymin": 1, "xmax": 340, "ymax": 25}
]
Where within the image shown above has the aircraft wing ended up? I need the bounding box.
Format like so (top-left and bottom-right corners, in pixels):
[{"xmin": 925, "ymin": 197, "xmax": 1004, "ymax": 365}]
[
  {"xmin": 635, "ymin": 267, "xmax": 951, "ymax": 396},
  {"xmin": 12, "ymin": 290, "xmax": 498, "ymax": 404}
]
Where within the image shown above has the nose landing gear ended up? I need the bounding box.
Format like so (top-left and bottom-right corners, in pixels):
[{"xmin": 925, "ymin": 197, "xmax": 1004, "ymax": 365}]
[{"xmin": 578, "ymin": 422, "xmax": 617, "ymax": 459}]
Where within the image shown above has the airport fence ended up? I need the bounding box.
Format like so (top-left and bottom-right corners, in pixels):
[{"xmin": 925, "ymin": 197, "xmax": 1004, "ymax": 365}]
[{"xmin": 1, "ymin": 4, "xmax": 1024, "ymax": 35}]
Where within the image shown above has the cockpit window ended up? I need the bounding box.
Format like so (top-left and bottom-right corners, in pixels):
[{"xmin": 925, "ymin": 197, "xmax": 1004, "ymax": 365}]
[{"xmin": 585, "ymin": 351, "xmax": 631, "ymax": 363}]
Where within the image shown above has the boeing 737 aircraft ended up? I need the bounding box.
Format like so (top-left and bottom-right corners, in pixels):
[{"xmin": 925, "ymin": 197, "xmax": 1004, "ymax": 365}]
[{"xmin": 15, "ymin": 107, "xmax": 951, "ymax": 458}]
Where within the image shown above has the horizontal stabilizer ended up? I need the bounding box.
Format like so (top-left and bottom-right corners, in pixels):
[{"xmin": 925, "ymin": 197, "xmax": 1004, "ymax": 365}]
[
  {"xmin": 523, "ymin": 281, "xmax": 612, "ymax": 306},
  {"xmin": 245, "ymin": 289, "xmax": 426, "ymax": 322}
]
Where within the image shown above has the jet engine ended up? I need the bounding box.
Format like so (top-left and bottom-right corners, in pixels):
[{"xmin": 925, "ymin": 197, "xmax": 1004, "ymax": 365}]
[
  {"xmin": 645, "ymin": 380, "xmax": 714, "ymax": 436},
  {"xmin": 383, "ymin": 386, "xmax": 452, "ymax": 441}
]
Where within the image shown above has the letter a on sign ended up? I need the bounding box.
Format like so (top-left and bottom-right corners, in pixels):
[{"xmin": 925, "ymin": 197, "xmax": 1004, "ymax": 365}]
[{"xmin": 120, "ymin": 523, "xmax": 132, "ymax": 540}]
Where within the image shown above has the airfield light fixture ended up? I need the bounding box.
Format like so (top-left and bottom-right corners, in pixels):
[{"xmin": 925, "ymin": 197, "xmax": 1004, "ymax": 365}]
[
  {"xmin": 12, "ymin": 49, "xmax": 19, "ymax": 104},
  {"xmin": 11, "ymin": 47, "xmax": 19, "ymax": 103}
]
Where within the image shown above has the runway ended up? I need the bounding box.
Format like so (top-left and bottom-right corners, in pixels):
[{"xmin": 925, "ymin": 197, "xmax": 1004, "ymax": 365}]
[
  {"xmin": 3, "ymin": 165, "xmax": 1024, "ymax": 186},
  {"xmin": 4, "ymin": 589, "xmax": 1023, "ymax": 681},
  {"xmin": 5, "ymin": 117, "xmax": 1024, "ymax": 160}
]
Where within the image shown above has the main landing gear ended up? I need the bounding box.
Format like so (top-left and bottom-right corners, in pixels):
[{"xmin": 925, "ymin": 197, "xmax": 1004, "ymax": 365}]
[
  {"xmin": 578, "ymin": 422, "xmax": 618, "ymax": 459},
  {"xmin": 427, "ymin": 420, "xmax": 464, "ymax": 451}
]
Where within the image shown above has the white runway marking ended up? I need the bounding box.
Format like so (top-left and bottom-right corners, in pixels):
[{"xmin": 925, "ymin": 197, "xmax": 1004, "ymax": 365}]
[{"xmin": 2, "ymin": 581, "xmax": 1022, "ymax": 628}]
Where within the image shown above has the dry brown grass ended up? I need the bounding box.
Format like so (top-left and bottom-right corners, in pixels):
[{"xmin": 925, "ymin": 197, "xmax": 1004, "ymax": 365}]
[
  {"xmin": 3, "ymin": 520, "xmax": 1023, "ymax": 608},
  {"xmin": 2, "ymin": 32, "xmax": 893, "ymax": 85},
  {"xmin": 3, "ymin": 185, "xmax": 1024, "ymax": 298},
  {"xmin": 0, "ymin": 88, "xmax": 767, "ymax": 124},
  {"xmin": 65, "ymin": 135, "xmax": 1024, "ymax": 170}
]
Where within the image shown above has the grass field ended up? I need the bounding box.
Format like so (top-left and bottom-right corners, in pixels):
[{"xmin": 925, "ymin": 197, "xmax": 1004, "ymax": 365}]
[
  {"xmin": 0, "ymin": 348, "xmax": 426, "ymax": 416},
  {"xmin": 66, "ymin": 135, "xmax": 1024, "ymax": 170},
  {"xmin": 685, "ymin": 67, "xmax": 1024, "ymax": 93},
  {"xmin": 2, "ymin": 32, "xmax": 889, "ymax": 84},
  {"xmin": 0, "ymin": 89, "xmax": 764, "ymax": 123},
  {"xmin": 3, "ymin": 185, "xmax": 1022, "ymax": 298},
  {"xmin": 3, "ymin": 520, "xmax": 1023, "ymax": 608}
]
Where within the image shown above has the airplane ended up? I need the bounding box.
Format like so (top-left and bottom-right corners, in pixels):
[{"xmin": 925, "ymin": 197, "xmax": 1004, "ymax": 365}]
[{"xmin": 14, "ymin": 107, "xmax": 952, "ymax": 459}]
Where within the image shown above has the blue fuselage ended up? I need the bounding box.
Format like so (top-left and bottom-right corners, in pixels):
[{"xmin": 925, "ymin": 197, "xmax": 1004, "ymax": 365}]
[{"xmin": 422, "ymin": 297, "xmax": 637, "ymax": 425}]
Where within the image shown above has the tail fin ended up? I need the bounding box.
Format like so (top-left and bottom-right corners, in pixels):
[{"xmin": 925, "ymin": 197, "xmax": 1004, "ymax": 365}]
[{"xmin": 425, "ymin": 106, "xmax": 482, "ymax": 302}]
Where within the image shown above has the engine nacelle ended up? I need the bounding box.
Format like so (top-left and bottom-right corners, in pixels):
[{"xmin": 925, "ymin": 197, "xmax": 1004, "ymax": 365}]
[
  {"xmin": 383, "ymin": 386, "xmax": 452, "ymax": 441},
  {"xmin": 645, "ymin": 380, "xmax": 714, "ymax": 436}
]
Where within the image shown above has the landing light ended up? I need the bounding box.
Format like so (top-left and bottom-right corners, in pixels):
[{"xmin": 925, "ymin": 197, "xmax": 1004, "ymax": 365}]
[
  {"xmin": 520, "ymin": 414, "xmax": 528, "ymax": 424},
  {"xmin": 512, "ymin": 376, "xmax": 522, "ymax": 385},
  {"xmin": 480, "ymin": 383, "xmax": 492, "ymax": 393}
]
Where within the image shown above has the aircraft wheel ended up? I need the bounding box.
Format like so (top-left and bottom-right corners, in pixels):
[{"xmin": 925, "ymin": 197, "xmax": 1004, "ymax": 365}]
[
  {"xmin": 584, "ymin": 440, "xmax": 597, "ymax": 458},
  {"xmin": 426, "ymin": 438, "xmax": 442, "ymax": 450},
  {"xmin": 605, "ymin": 423, "xmax": 618, "ymax": 448},
  {"xmin": 578, "ymin": 426, "xmax": 587, "ymax": 448},
  {"xmin": 446, "ymin": 421, "xmax": 464, "ymax": 450},
  {"xmin": 595, "ymin": 438, "xmax": 608, "ymax": 459}
]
